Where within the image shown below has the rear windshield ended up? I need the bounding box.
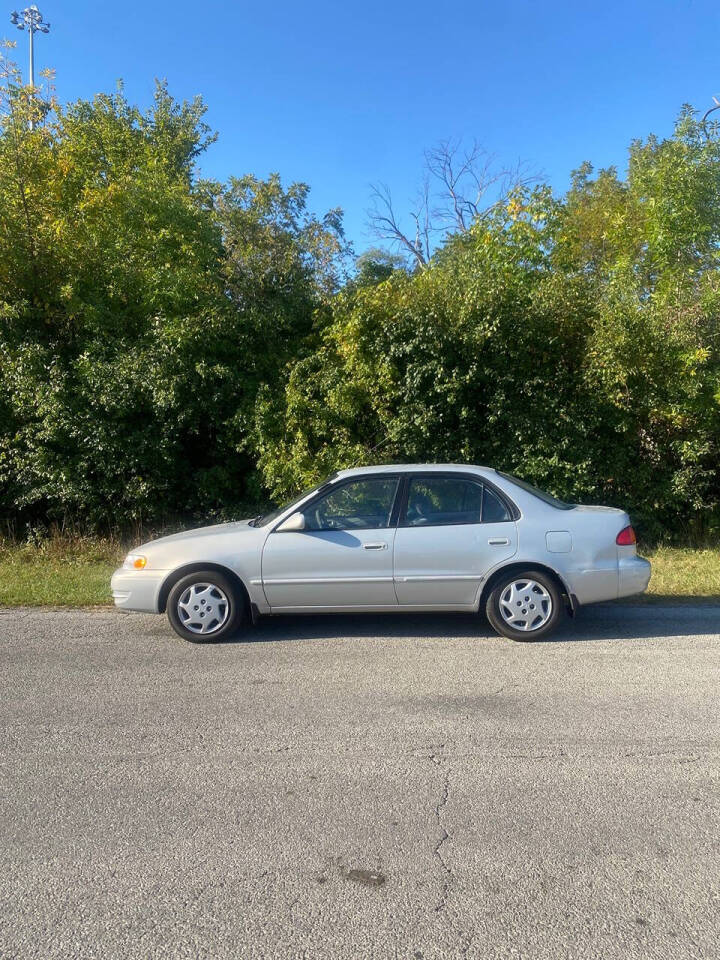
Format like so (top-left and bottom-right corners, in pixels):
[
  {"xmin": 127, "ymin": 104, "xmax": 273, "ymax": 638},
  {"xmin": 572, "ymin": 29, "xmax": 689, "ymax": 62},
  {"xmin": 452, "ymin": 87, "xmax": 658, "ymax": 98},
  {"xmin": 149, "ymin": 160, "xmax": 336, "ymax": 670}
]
[{"xmin": 497, "ymin": 472, "xmax": 574, "ymax": 510}]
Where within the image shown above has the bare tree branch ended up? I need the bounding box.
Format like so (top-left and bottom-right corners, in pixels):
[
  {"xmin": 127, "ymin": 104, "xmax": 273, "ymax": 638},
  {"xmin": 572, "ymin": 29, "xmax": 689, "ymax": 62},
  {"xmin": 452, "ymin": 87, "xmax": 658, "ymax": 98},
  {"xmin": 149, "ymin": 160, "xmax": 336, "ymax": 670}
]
[
  {"xmin": 367, "ymin": 139, "xmax": 538, "ymax": 265},
  {"xmin": 367, "ymin": 182, "xmax": 428, "ymax": 267}
]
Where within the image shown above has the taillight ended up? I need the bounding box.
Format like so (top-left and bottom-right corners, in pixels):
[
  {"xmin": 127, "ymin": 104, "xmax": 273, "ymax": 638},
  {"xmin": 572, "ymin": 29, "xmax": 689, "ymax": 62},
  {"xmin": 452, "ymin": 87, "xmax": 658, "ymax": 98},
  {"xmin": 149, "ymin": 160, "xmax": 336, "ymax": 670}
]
[{"xmin": 616, "ymin": 525, "xmax": 636, "ymax": 546}]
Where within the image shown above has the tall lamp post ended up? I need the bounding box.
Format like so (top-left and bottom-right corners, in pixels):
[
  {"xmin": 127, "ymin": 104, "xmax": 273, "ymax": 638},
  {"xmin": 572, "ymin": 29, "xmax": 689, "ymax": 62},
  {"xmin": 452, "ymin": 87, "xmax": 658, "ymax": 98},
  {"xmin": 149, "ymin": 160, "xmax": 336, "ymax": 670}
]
[
  {"xmin": 702, "ymin": 96, "xmax": 720, "ymax": 138},
  {"xmin": 9, "ymin": 4, "xmax": 50, "ymax": 128}
]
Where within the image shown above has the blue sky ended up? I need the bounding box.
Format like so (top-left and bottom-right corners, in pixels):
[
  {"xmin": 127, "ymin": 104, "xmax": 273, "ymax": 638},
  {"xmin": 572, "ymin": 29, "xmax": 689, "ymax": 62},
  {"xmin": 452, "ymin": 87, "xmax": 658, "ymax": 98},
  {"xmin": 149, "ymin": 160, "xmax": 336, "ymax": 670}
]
[{"xmin": 7, "ymin": 0, "xmax": 718, "ymax": 254}]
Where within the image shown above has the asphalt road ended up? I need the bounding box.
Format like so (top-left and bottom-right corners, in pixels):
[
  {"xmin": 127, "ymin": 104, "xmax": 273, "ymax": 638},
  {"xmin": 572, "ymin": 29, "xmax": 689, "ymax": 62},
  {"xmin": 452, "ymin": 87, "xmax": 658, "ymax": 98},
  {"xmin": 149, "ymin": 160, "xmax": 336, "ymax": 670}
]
[{"xmin": 1, "ymin": 605, "xmax": 719, "ymax": 960}]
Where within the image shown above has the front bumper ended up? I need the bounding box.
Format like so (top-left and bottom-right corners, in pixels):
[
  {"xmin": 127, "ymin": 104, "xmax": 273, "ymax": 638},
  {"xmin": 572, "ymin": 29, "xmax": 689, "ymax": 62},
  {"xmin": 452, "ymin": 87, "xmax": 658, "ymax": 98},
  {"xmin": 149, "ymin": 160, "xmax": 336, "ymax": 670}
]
[
  {"xmin": 110, "ymin": 568, "xmax": 166, "ymax": 613},
  {"xmin": 618, "ymin": 556, "xmax": 652, "ymax": 599}
]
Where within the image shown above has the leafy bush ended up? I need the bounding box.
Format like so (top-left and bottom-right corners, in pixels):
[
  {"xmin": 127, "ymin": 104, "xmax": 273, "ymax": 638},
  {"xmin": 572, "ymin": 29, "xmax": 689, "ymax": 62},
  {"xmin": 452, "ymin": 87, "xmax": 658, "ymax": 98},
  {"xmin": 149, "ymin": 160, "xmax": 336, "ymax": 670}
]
[{"xmin": 258, "ymin": 115, "xmax": 720, "ymax": 538}]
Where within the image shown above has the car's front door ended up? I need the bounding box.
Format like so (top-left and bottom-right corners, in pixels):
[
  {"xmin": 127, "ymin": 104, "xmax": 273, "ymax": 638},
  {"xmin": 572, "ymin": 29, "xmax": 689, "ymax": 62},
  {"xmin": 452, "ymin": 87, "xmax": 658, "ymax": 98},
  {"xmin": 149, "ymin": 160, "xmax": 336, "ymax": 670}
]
[
  {"xmin": 261, "ymin": 475, "xmax": 401, "ymax": 610},
  {"xmin": 393, "ymin": 474, "xmax": 517, "ymax": 607}
]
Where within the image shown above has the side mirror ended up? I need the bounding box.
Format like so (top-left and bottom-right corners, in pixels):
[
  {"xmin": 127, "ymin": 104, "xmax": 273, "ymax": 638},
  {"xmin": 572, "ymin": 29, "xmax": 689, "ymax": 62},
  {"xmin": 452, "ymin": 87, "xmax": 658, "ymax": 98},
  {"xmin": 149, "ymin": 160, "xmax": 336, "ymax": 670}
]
[{"xmin": 276, "ymin": 511, "xmax": 306, "ymax": 532}]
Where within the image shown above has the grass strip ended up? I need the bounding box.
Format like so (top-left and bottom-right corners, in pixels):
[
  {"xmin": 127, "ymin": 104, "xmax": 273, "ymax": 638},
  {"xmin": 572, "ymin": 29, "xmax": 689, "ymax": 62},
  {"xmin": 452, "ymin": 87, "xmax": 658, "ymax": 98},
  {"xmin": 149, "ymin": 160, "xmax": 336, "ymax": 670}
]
[{"xmin": 0, "ymin": 541, "xmax": 718, "ymax": 607}]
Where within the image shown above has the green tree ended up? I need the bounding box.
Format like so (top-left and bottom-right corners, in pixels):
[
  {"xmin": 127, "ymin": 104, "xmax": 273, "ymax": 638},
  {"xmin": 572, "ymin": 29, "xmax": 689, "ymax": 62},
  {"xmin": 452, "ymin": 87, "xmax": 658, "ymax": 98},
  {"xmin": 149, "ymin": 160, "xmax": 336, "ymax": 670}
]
[
  {"xmin": 558, "ymin": 110, "xmax": 720, "ymax": 533},
  {"xmin": 0, "ymin": 55, "xmax": 346, "ymax": 529},
  {"xmin": 258, "ymin": 113, "xmax": 720, "ymax": 537}
]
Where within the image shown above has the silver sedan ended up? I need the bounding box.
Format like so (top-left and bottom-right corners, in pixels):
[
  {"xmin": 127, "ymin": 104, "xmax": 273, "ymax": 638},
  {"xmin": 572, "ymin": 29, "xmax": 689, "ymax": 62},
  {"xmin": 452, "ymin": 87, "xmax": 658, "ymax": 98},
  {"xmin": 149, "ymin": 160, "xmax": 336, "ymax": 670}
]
[{"xmin": 111, "ymin": 464, "xmax": 651, "ymax": 642}]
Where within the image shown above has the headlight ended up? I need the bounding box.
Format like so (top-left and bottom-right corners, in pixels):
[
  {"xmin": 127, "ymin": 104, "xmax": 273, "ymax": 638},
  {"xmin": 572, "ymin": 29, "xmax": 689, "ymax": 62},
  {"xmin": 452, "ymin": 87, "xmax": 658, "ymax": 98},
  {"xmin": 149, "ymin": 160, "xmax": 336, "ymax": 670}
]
[{"xmin": 123, "ymin": 554, "xmax": 147, "ymax": 570}]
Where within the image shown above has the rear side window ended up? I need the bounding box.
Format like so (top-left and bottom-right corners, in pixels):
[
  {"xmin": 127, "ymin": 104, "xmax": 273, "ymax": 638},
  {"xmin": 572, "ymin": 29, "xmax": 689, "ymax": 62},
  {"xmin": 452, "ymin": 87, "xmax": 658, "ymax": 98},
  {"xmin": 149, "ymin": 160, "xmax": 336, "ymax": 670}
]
[
  {"xmin": 402, "ymin": 477, "xmax": 510, "ymax": 526},
  {"xmin": 482, "ymin": 486, "xmax": 511, "ymax": 523}
]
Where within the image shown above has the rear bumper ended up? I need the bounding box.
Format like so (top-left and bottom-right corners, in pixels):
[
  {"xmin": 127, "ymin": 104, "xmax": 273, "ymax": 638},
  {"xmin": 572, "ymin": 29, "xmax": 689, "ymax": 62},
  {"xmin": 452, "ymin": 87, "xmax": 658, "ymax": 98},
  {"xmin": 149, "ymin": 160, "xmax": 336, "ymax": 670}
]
[
  {"xmin": 110, "ymin": 568, "xmax": 165, "ymax": 613},
  {"xmin": 618, "ymin": 556, "xmax": 652, "ymax": 599}
]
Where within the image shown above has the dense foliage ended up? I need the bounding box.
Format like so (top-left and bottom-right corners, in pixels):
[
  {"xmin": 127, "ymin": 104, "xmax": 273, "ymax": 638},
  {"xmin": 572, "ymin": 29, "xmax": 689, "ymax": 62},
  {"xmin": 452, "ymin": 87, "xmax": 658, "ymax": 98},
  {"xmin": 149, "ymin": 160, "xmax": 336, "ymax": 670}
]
[
  {"xmin": 0, "ymin": 55, "xmax": 346, "ymax": 530},
  {"xmin": 2, "ymin": 51, "xmax": 719, "ymax": 538},
  {"xmin": 258, "ymin": 116, "xmax": 720, "ymax": 538}
]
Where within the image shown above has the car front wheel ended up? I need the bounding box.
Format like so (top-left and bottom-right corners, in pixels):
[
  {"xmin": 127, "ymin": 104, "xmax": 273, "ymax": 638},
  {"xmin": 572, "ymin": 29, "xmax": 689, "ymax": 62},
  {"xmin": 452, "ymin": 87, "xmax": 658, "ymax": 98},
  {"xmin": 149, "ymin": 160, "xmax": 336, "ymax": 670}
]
[
  {"xmin": 167, "ymin": 570, "xmax": 244, "ymax": 643},
  {"xmin": 486, "ymin": 570, "xmax": 562, "ymax": 641}
]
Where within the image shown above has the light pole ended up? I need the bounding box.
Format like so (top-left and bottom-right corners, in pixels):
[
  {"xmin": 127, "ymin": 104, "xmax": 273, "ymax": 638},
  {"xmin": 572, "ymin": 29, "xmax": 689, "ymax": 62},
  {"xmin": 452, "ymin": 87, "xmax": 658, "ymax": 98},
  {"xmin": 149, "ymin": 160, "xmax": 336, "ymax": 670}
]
[
  {"xmin": 9, "ymin": 4, "xmax": 50, "ymax": 128},
  {"xmin": 702, "ymin": 96, "xmax": 720, "ymax": 138}
]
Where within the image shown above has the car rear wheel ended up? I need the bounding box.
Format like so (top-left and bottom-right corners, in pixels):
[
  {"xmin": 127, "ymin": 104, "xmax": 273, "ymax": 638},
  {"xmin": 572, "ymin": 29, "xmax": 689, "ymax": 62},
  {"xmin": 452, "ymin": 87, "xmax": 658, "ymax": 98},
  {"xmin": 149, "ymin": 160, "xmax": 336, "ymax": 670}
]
[
  {"xmin": 167, "ymin": 570, "xmax": 244, "ymax": 643},
  {"xmin": 486, "ymin": 570, "xmax": 562, "ymax": 641}
]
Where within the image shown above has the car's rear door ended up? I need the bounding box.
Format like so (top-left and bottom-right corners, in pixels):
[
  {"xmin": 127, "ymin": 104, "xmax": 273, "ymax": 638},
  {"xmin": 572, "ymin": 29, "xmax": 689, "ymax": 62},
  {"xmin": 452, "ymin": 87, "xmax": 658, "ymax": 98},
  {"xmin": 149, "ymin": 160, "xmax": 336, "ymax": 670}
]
[
  {"xmin": 261, "ymin": 475, "xmax": 402, "ymax": 610},
  {"xmin": 393, "ymin": 473, "xmax": 517, "ymax": 607}
]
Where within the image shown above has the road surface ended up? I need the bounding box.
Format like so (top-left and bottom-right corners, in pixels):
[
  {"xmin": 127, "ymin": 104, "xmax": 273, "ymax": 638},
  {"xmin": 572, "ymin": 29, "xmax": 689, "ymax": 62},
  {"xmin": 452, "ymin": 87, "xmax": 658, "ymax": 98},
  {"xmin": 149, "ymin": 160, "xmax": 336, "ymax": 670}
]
[{"xmin": 1, "ymin": 605, "xmax": 718, "ymax": 959}]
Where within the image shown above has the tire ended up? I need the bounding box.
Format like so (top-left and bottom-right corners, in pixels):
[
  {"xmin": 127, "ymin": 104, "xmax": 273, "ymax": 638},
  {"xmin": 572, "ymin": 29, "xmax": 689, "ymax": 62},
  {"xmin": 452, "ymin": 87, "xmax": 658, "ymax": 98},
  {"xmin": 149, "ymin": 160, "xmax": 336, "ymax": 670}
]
[
  {"xmin": 486, "ymin": 569, "xmax": 563, "ymax": 642},
  {"xmin": 166, "ymin": 570, "xmax": 245, "ymax": 643}
]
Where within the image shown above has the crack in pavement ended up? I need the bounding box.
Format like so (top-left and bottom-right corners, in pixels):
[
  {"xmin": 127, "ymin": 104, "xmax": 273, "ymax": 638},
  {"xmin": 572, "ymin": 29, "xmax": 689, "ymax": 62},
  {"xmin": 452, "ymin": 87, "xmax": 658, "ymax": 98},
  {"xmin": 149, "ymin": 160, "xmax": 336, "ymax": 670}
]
[
  {"xmin": 429, "ymin": 746, "xmax": 452, "ymax": 916},
  {"xmin": 430, "ymin": 746, "xmax": 479, "ymax": 956},
  {"xmin": 433, "ymin": 766, "xmax": 451, "ymax": 914}
]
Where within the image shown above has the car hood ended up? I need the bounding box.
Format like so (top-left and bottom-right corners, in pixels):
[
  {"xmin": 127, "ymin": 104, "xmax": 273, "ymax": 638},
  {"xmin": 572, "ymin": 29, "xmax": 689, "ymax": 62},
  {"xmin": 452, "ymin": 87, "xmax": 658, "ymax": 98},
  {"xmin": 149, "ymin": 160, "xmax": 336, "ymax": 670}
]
[{"xmin": 138, "ymin": 519, "xmax": 256, "ymax": 552}]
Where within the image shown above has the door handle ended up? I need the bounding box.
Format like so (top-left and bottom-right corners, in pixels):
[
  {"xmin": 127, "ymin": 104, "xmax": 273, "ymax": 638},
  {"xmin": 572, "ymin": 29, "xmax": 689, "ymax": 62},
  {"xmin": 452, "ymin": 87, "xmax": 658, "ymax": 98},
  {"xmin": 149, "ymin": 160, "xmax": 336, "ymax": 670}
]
[
  {"xmin": 363, "ymin": 542, "xmax": 388, "ymax": 550},
  {"xmin": 488, "ymin": 538, "xmax": 510, "ymax": 545}
]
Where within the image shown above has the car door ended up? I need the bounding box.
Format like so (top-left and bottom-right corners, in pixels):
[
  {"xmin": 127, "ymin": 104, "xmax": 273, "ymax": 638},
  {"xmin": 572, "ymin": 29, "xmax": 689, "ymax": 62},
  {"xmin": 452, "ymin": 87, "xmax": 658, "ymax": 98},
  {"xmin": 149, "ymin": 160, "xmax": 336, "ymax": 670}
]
[
  {"xmin": 261, "ymin": 475, "xmax": 401, "ymax": 610},
  {"xmin": 393, "ymin": 474, "xmax": 517, "ymax": 607}
]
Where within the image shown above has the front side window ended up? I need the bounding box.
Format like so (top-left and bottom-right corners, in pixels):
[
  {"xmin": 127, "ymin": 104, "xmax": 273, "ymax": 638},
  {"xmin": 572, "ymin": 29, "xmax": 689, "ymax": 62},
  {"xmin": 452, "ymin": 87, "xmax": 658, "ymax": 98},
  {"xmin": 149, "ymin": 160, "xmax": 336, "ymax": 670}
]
[
  {"xmin": 303, "ymin": 477, "xmax": 399, "ymax": 531},
  {"xmin": 402, "ymin": 477, "xmax": 511, "ymax": 526}
]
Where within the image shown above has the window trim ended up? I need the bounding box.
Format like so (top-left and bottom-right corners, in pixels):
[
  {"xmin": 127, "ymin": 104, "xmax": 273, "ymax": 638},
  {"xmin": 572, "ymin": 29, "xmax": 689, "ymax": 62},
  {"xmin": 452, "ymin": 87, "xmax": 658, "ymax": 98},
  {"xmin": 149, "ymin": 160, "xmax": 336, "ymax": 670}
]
[
  {"xmin": 398, "ymin": 472, "xmax": 518, "ymax": 528},
  {"xmin": 271, "ymin": 473, "xmax": 404, "ymax": 533}
]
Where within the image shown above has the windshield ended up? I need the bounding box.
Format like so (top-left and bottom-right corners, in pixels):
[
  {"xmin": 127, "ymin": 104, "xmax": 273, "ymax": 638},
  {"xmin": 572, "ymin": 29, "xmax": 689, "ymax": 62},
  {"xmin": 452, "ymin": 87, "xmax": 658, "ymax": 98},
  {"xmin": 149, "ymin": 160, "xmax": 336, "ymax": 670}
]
[
  {"xmin": 497, "ymin": 471, "xmax": 574, "ymax": 510},
  {"xmin": 254, "ymin": 474, "xmax": 338, "ymax": 527}
]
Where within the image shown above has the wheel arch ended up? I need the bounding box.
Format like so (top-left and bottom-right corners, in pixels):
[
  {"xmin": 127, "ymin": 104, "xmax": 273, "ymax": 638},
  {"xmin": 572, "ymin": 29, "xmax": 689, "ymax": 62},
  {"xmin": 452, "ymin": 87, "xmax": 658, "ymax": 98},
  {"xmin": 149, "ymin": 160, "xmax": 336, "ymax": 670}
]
[
  {"xmin": 158, "ymin": 562, "xmax": 251, "ymax": 615},
  {"xmin": 479, "ymin": 561, "xmax": 574, "ymax": 614}
]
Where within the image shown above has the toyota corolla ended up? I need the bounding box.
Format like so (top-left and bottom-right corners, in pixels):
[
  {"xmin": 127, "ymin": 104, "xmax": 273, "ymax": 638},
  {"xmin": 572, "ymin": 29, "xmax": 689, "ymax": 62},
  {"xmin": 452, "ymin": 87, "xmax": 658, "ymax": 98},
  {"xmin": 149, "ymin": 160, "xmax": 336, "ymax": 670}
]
[{"xmin": 111, "ymin": 464, "xmax": 651, "ymax": 642}]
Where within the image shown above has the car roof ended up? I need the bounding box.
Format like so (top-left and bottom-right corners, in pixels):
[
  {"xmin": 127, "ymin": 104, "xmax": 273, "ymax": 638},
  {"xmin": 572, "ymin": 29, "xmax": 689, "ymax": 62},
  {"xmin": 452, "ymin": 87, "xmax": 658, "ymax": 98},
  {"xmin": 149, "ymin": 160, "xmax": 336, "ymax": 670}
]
[{"xmin": 335, "ymin": 464, "xmax": 494, "ymax": 478}]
